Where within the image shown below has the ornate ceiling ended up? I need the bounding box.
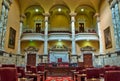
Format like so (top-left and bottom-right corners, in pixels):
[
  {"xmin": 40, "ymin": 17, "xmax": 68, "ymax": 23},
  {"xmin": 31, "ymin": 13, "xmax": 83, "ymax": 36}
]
[{"xmin": 17, "ymin": 0, "xmax": 104, "ymax": 14}]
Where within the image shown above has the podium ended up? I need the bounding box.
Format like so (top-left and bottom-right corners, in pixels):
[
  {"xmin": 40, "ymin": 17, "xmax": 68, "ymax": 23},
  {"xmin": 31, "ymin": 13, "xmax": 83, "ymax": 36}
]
[{"xmin": 58, "ymin": 58, "xmax": 62, "ymax": 63}]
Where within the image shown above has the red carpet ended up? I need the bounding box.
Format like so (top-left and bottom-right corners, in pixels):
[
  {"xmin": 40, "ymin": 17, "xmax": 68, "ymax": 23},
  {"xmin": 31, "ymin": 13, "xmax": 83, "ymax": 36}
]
[{"xmin": 45, "ymin": 77, "xmax": 73, "ymax": 81}]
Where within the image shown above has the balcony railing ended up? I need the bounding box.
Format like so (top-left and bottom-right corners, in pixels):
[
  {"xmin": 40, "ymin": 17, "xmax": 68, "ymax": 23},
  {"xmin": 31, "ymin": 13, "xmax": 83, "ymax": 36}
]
[
  {"xmin": 22, "ymin": 27, "xmax": 97, "ymax": 34},
  {"xmin": 21, "ymin": 28, "xmax": 98, "ymax": 41},
  {"xmin": 75, "ymin": 33, "xmax": 99, "ymax": 41},
  {"xmin": 21, "ymin": 33, "xmax": 44, "ymax": 41},
  {"xmin": 22, "ymin": 28, "xmax": 44, "ymax": 34},
  {"xmin": 48, "ymin": 33, "xmax": 72, "ymax": 41},
  {"xmin": 75, "ymin": 28, "xmax": 97, "ymax": 34}
]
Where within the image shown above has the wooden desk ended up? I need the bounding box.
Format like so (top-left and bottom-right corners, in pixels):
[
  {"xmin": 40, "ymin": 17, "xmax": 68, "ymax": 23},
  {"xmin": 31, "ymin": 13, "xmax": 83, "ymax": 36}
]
[
  {"xmin": 18, "ymin": 78, "xmax": 27, "ymax": 81},
  {"xmin": 25, "ymin": 74, "xmax": 41, "ymax": 81},
  {"xmin": 76, "ymin": 74, "xmax": 86, "ymax": 81},
  {"xmin": 73, "ymin": 71, "xmax": 79, "ymax": 81},
  {"xmin": 87, "ymin": 78, "xmax": 101, "ymax": 81},
  {"xmin": 38, "ymin": 71, "xmax": 46, "ymax": 81},
  {"xmin": 45, "ymin": 67, "xmax": 75, "ymax": 77},
  {"xmin": 18, "ymin": 78, "xmax": 33, "ymax": 81}
]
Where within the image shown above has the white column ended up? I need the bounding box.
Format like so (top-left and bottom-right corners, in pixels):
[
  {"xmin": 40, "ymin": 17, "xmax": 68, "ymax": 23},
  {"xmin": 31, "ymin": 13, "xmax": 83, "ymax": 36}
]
[
  {"xmin": 70, "ymin": 13, "xmax": 76, "ymax": 55},
  {"xmin": 43, "ymin": 13, "xmax": 49, "ymax": 55},
  {"xmin": 17, "ymin": 15, "xmax": 24, "ymax": 54},
  {"xmin": 95, "ymin": 13, "xmax": 104, "ymax": 54}
]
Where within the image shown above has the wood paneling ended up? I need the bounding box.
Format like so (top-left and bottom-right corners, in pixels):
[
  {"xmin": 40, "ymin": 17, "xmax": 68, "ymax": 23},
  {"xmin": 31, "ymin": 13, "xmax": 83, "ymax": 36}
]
[
  {"xmin": 83, "ymin": 53, "xmax": 93, "ymax": 68},
  {"xmin": 27, "ymin": 54, "xmax": 36, "ymax": 66}
]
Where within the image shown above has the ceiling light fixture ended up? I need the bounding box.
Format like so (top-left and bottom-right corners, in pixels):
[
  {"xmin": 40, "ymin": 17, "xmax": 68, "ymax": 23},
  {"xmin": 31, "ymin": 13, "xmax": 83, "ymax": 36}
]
[
  {"xmin": 81, "ymin": 8, "xmax": 84, "ymax": 12},
  {"xmin": 35, "ymin": 9, "xmax": 39, "ymax": 12},
  {"xmin": 58, "ymin": 8, "xmax": 61, "ymax": 12}
]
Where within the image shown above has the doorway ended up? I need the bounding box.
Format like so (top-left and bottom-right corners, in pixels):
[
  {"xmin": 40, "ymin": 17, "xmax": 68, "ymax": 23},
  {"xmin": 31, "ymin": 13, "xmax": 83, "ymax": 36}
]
[
  {"xmin": 27, "ymin": 54, "xmax": 36, "ymax": 66},
  {"xmin": 36, "ymin": 23, "xmax": 41, "ymax": 33},
  {"xmin": 79, "ymin": 23, "xmax": 84, "ymax": 32},
  {"xmin": 83, "ymin": 53, "xmax": 93, "ymax": 68}
]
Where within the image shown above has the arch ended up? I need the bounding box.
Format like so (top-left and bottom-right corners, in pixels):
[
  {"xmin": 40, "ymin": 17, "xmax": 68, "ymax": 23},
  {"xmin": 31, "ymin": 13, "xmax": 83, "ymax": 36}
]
[
  {"xmin": 23, "ymin": 5, "xmax": 45, "ymax": 29},
  {"xmin": 49, "ymin": 4, "xmax": 70, "ymax": 13},
  {"xmin": 49, "ymin": 4, "xmax": 71, "ymax": 31},
  {"xmin": 75, "ymin": 5, "xmax": 96, "ymax": 32},
  {"xmin": 75, "ymin": 4, "xmax": 96, "ymax": 15},
  {"xmin": 24, "ymin": 5, "xmax": 45, "ymax": 14}
]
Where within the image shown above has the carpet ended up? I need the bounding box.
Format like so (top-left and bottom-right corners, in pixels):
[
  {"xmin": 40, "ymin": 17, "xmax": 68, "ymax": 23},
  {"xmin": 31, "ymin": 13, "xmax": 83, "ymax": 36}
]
[{"xmin": 45, "ymin": 77, "xmax": 73, "ymax": 81}]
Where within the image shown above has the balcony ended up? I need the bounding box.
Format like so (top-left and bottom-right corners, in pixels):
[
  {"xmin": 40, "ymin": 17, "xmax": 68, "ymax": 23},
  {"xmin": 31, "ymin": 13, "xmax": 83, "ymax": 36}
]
[
  {"xmin": 48, "ymin": 31, "xmax": 72, "ymax": 41},
  {"xmin": 21, "ymin": 33, "xmax": 44, "ymax": 41},
  {"xmin": 21, "ymin": 28, "xmax": 99, "ymax": 41},
  {"xmin": 75, "ymin": 33, "xmax": 99, "ymax": 41}
]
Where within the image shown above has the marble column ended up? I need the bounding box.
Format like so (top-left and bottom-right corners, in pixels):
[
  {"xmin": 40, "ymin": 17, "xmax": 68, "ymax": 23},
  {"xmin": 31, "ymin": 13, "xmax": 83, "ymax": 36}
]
[
  {"xmin": 0, "ymin": 0, "xmax": 12, "ymax": 50},
  {"xmin": 95, "ymin": 13, "xmax": 104, "ymax": 54},
  {"xmin": 1, "ymin": 8, "xmax": 9, "ymax": 50},
  {"xmin": 43, "ymin": 13, "xmax": 49, "ymax": 55},
  {"xmin": 70, "ymin": 13, "xmax": 76, "ymax": 55},
  {"xmin": 0, "ymin": 4, "xmax": 6, "ymax": 50}
]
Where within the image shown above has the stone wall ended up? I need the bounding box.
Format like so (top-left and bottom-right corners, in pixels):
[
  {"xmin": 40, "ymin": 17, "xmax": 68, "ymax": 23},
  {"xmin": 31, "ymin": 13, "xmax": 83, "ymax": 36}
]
[
  {"xmin": 0, "ymin": 51, "xmax": 25, "ymax": 66},
  {"xmin": 1, "ymin": 50, "xmax": 120, "ymax": 67},
  {"xmin": 94, "ymin": 52, "xmax": 120, "ymax": 67}
]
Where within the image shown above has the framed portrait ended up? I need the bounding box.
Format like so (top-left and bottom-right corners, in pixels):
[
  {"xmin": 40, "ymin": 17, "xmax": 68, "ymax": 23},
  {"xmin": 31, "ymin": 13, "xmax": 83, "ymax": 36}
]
[
  {"xmin": 8, "ymin": 27, "xmax": 16, "ymax": 49},
  {"xmin": 104, "ymin": 26, "xmax": 112, "ymax": 49}
]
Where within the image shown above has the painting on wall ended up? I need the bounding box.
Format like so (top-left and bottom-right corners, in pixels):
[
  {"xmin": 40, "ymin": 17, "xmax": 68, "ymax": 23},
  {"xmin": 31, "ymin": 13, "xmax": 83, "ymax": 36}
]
[
  {"xmin": 8, "ymin": 27, "xmax": 16, "ymax": 49},
  {"xmin": 104, "ymin": 26, "xmax": 112, "ymax": 49}
]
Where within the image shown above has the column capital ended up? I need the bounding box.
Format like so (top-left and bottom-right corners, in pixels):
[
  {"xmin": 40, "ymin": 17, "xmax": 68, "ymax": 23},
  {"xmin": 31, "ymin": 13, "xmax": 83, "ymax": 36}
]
[
  {"xmin": 70, "ymin": 13, "xmax": 76, "ymax": 22},
  {"xmin": 43, "ymin": 13, "xmax": 50, "ymax": 16},
  {"xmin": 94, "ymin": 13, "xmax": 100, "ymax": 22},
  {"xmin": 20, "ymin": 14, "xmax": 25, "ymax": 22},
  {"xmin": 2, "ymin": 0, "xmax": 12, "ymax": 9},
  {"xmin": 43, "ymin": 13, "xmax": 50, "ymax": 22},
  {"xmin": 108, "ymin": 0, "xmax": 119, "ymax": 7},
  {"xmin": 69, "ymin": 13, "xmax": 77, "ymax": 17}
]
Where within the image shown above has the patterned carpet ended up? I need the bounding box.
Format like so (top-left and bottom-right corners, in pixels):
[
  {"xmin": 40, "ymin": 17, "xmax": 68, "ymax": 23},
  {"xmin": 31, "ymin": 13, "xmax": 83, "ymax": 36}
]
[{"xmin": 45, "ymin": 77, "xmax": 73, "ymax": 81}]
